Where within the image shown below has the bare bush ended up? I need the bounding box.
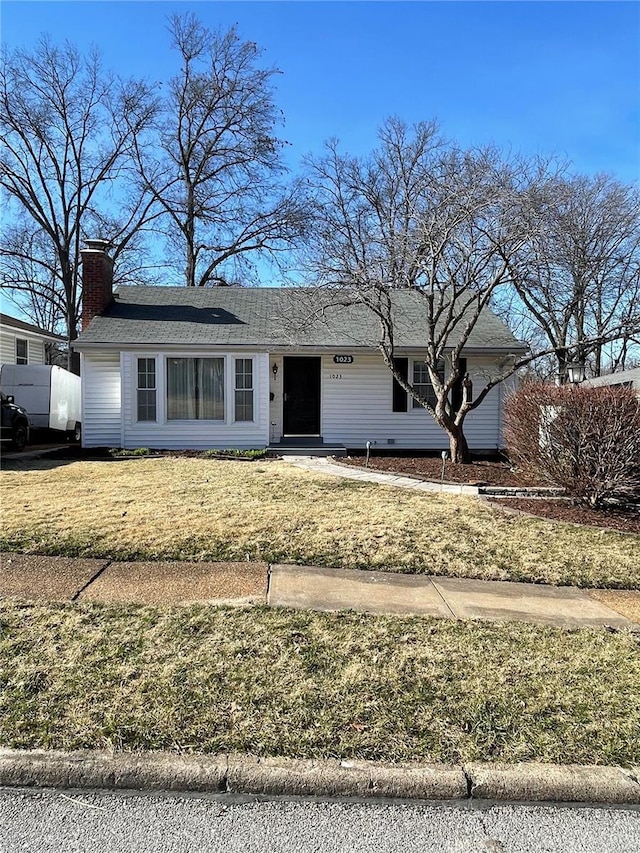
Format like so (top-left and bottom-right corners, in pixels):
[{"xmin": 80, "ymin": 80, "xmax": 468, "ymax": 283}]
[{"xmin": 504, "ymin": 384, "xmax": 640, "ymax": 507}]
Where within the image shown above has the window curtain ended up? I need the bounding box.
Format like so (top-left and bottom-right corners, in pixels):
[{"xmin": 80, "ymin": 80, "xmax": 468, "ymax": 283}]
[
  {"xmin": 167, "ymin": 358, "xmax": 224, "ymax": 420},
  {"xmin": 199, "ymin": 358, "xmax": 224, "ymax": 420},
  {"xmin": 167, "ymin": 358, "xmax": 196, "ymax": 420}
]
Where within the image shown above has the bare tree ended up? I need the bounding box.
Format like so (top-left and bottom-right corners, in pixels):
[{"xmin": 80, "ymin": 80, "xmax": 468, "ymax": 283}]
[
  {"xmin": 133, "ymin": 13, "xmax": 308, "ymax": 288},
  {"xmin": 303, "ymin": 118, "xmax": 543, "ymax": 463},
  {"xmin": 1, "ymin": 224, "xmax": 66, "ymax": 331},
  {"xmin": 503, "ymin": 173, "xmax": 640, "ymax": 380},
  {"xmin": 0, "ymin": 37, "xmax": 157, "ymax": 371}
]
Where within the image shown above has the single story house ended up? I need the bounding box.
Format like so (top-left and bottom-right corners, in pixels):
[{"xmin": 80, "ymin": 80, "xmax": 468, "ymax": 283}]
[
  {"xmin": 1, "ymin": 313, "xmax": 65, "ymax": 367},
  {"xmin": 74, "ymin": 241, "xmax": 526, "ymax": 452},
  {"xmin": 583, "ymin": 367, "xmax": 640, "ymax": 395}
]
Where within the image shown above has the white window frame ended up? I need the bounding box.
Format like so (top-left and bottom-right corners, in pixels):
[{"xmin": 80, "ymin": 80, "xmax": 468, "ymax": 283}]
[
  {"xmin": 136, "ymin": 356, "xmax": 157, "ymax": 423},
  {"xmin": 411, "ymin": 359, "xmax": 444, "ymax": 411},
  {"xmin": 165, "ymin": 355, "xmax": 226, "ymax": 423},
  {"xmin": 129, "ymin": 352, "xmax": 264, "ymax": 429},
  {"xmin": 16, "ymin": 338, "xmax": 28, "ymax": 364},
  {"xmin": 234, "ymin": 356, "xmax": 255, "ymax": 423}
]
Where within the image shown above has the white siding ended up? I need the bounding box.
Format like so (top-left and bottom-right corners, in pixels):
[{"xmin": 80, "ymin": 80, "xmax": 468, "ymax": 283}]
[
  {"xmin": 120, "ymin": 351, "xmax": 270, "ymax": 450},
  {"xmin": 81, "ymin": 346, "xmax": 508, "ymax": 451},
  {"xmin": 0, "ymin": 326, "xmax": 46, "ymax": 365},
  {"xmin": 319, "ymin": 353, "xmax": 504, "ymax": 451},
  {"xmin": 81, "ymin": 352, "xmax": 122, "ymax": 447},
  {"xmin": 268, "ymin": 354, "xmax": 284, "ymax": 442}
]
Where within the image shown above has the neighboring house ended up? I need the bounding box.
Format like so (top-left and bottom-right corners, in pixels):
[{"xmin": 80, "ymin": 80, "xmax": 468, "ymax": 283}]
[
  {"xmin": 583, "ymin": 367, "xmax": 640, "ymax": 394},
  {"xmin": 74, "ymin": 241, "xmax": 526, "ymax": 452},
  {"xmin": 0, "ymin": 314, "xmax": 65, "ymax": 367}
]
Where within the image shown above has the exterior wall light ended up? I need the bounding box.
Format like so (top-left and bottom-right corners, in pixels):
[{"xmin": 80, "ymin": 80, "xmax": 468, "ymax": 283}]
[
  {"xmin": 272, "ymin": 362, "xmax": 278, "ymax": 377},
  {"xmin": 566, "ymin": 362, "xmax": 585, "ymax": 385}
]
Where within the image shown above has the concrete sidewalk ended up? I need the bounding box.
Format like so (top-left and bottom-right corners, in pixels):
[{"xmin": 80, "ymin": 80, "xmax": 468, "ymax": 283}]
[
  {"xmin": 0, "ymin": 553, "xmax": 268, "ymax": 607},
  {"xmin": 1, "ymin": 552, "xmax": 638, "ymax": 629},
  {"xmin": 267, "ymin": 564, "xmax": 638, "ymax": 629}
]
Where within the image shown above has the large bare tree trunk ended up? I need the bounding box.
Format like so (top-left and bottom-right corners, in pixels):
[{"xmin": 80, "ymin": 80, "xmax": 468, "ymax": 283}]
[{"xmin": 447, "ymin": 424, "xmax": 471, "ymax": 464}]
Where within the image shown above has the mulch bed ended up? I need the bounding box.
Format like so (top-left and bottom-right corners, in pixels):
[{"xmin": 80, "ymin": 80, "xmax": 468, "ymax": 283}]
[
  {"xmin": 341, "ymin": 454, "xmax": 545, "ymax": 487},
  {"xmin": 496, "ymin": 499, "xmax": 640, "ymax": 535}
]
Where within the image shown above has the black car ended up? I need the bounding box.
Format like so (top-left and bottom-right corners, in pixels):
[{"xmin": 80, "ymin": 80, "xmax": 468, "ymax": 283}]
[{"xmin": 1, "ymin": 391, "xmax": 30, "ymax": 451}]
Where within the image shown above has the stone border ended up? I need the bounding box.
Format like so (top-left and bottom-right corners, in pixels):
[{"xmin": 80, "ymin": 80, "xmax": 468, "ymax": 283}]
[
  {"xmin": 1, "ymin": 749, "xmax": 638, "ymax": 804},
  {"xmin": 329, "ymin": 457, "xmax": 564, "ymax": 498}
]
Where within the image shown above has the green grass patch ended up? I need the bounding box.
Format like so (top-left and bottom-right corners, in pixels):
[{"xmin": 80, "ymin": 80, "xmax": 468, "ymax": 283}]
[{"xmin": 1, "ymin": 601, "xmax": 639, "ymax": 765}]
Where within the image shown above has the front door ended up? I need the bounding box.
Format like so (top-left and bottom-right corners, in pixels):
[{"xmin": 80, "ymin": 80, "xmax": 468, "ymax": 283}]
[{"xmin": 283, "ymin": 357, "xmax": 321, "ymax": 435}]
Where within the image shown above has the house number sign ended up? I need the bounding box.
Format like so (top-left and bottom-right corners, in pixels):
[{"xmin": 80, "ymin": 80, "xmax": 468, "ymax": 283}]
[{"xmin": 333, "ymin": 355, "xmax": 354, "ymax": 364}]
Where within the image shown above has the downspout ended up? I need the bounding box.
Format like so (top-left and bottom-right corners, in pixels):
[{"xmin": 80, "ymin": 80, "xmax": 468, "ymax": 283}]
[
  {"xmin": 497, "ymin": 378, "xmax": 503, "ymax": 450},
  {"xmin": 120, "ymin": 351, "xmax": 126, "ymax": 450}
]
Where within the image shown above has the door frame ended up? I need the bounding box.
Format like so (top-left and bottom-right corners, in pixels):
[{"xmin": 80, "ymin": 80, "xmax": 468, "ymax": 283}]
[{"xmin": 282, "ymin": 356, "xmax": 321, "ymax": 436}]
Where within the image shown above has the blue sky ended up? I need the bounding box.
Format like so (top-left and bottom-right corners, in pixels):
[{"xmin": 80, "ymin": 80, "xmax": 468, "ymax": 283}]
[{"xmin": 2, "ymin": 0, "xmax": 639, "ymax": 180}]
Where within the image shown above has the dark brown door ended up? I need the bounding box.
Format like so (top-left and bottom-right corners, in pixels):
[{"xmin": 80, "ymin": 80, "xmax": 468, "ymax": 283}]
[{"xmin": 283, "ymin": 357, "xmax": 321, "ymax": 435}]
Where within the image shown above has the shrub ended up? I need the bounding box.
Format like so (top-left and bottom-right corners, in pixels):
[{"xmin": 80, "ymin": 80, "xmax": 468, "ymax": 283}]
[
  {"xmin": 203, "ymin": 448, "xmax": 268, "ymax": 459},
  {"xmin": 504, "ymin": 383, "xmax": 640, "ymax": 507}
]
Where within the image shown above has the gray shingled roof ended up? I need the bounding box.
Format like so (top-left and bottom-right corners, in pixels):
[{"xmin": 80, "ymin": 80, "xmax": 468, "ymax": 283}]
[{"xmin": 75, "ymin": 286, "xmax": 525, "ymax": 351}]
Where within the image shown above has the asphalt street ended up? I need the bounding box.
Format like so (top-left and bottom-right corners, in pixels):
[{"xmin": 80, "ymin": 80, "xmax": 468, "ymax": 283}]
[{"xmin": 2, "ymin": 788, "xmax": 639, "ymax": 853}]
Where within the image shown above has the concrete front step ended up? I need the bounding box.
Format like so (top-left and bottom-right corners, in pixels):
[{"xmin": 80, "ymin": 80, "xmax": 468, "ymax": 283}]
[{"xmin": 269, "ymin": 444, "xmax": 347, "ymax": 457}]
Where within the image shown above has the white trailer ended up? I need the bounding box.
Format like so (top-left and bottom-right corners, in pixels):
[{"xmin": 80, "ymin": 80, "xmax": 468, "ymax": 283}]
[{"xmin": 0, "ymin": 364, "xmax": 82, "ymax": 440}]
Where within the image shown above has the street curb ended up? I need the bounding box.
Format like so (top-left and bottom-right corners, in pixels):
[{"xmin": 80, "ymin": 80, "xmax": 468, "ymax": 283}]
[{"xmin": 1, "ymin": 749, "xmax": 639, "ymax": 804}]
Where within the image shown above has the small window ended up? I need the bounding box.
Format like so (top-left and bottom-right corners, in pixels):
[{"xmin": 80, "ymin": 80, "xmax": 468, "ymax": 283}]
[
  {"xmin": 137, "ymin": 358, "xmax": 157, "ymax": 422},
  {"xmin": 412, "ymin": 361, "xmax": 444, "ymax": 409},
  {"xmin": 235, "ymin": 358, "xmax": 254, "ymax": 422},
  {"xmin": 16, "ymin": 339, "xmax": 28, "ymax": 364}
]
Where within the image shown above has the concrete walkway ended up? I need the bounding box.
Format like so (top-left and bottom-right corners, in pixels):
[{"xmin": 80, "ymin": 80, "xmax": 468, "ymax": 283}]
[
  {"xmin": 285, "ymin": 455, "xmax": 567, "ymax": 497},
  {"xmin": 285, "ymin": 455, "xmax": 480, "ymax": 494},
  {"xmin": 1, "ymin": 552, "xmax": 637, "ymax": 630}
]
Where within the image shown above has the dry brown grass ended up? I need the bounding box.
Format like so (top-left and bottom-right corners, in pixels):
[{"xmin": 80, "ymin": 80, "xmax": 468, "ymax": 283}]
[
  {"xmin": 1, "ymin": 601, "xmax": 639, "ymax": 765},
  {"xmin": 1, "ymin": 457, "xmax": 639, "ymax": 588}
]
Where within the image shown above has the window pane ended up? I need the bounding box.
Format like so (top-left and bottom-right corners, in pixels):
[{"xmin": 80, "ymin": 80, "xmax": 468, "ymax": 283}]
[
  {"xmin": 137, "ymin": 358, "xmax": 156, "ymax": 421},
  {"xmin": 412, "ymin": 361, "xmax": 443, "ymax": 409},
  {"xmin": 167, "ymin": 358, "xmax": 196, "ymax": 419},
  {"xmin": 137, "ymin": 390, "xmax": 156, "ymax": 422},
  {"xmin": 235, "ymin": 389, "xmax": 253, "ymax": 421},
  {"xmin": 235, "ymin": 358, "xmax": 252, "ymax": 389},
  {"xmin": 167, "ymin": 357, "xmax": 224, "ymax": 420},
  {"xmin": 234, "ymin": 359, "xmax": 253, "ymax": 420},
  {"xmin": 138, "ymin": 358, "xmax": 155, "ymax": 389},
  {"xmin": 413, "ymin": 362, "xmax": 429, "ymax": 384},
  {"xmin": 199, "ymin": 358, "xmax": 224, "ymax": 420},
  {"xmin": 16, "ymin": 339, "xmax": 28, "ymax": 364}
]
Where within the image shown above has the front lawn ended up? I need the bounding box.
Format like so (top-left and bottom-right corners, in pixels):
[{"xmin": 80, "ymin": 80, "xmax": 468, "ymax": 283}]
[
  {"xmin": 1, "ymin": 458, "xmax": 638, "ymax": 588},
  {"xmin": 1, "ymin": 601, "xmax": 638, "ymax": 766}
]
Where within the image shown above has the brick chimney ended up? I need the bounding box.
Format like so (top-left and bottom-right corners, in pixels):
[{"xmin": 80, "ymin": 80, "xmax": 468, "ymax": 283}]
[{"xmin": 81, "ymin": 239, "xmax": 114, "ymax": 330}]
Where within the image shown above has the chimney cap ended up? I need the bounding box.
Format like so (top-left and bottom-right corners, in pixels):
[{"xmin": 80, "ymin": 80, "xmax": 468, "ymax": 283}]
[{"xmin": 84, "ymin": 238, "xmax": 112, "ymax": 252}]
